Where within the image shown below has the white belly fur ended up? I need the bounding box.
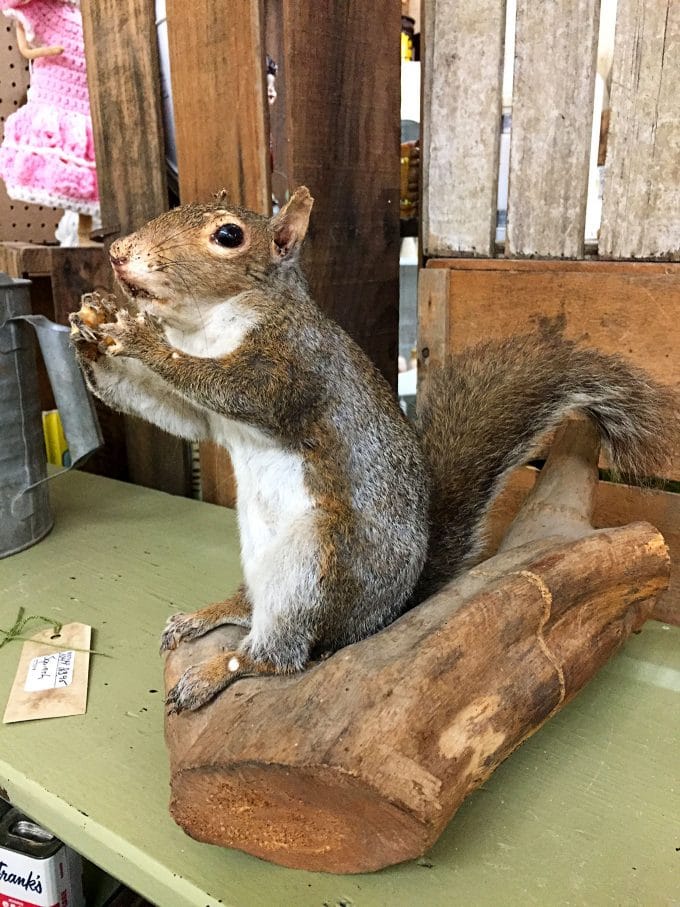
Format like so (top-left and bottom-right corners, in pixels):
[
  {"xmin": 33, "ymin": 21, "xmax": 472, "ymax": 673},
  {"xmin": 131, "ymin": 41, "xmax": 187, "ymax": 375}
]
[{"xmin": 210, "ymin": 415, "xmax": 320, "ymax": 647}]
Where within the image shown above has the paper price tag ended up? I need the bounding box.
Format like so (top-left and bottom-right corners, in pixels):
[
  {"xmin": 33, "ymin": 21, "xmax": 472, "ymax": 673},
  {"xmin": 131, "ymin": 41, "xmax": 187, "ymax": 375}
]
[{"xmin": 4, "ymin": 623, "xmax": 91, "ymax": 724}]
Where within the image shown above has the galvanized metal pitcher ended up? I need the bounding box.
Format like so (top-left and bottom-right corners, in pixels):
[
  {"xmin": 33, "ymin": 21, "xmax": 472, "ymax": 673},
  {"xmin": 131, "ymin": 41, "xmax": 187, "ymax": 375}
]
[{"xmin": 0, "ymin": 272, "xmax": 102, "ymax": 558}]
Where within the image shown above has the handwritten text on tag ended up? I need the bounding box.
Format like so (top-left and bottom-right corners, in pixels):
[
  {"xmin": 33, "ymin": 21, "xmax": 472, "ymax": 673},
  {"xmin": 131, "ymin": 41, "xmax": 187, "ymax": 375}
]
[{"xmin": 25, "ymin": 650, "xmax": 75, "ymax": 692}]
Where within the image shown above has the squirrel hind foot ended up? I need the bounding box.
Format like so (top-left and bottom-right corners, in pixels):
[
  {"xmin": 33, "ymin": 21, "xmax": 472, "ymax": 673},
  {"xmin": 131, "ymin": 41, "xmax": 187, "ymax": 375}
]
[{"xmin": 165, "ymin": 650, "xmax": 283, "ymax": 714}]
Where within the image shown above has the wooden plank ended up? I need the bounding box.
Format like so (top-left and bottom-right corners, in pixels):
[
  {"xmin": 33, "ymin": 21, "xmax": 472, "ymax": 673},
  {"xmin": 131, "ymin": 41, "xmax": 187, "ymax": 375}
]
[
  {"xmin": 506, "ymin": 0, "xmax": 599, "ymax": 258},
  {"xmin": 417, "ymin": 267, "xmax": 450, "ymax": 402},
  {"xmin": 0, "ymin": 242, "xmax": 55, "ymax": 277},
  {"xmin": 422, "ymin": 0, "xmax": 505, "ymax": 257},
  {"xmin": 80, "ymin": 0, "xmax": 168, "ymax": 235},
  {"xmin": 485, "ymin": 468, "xmax": 680, "ymax": 626},
  {"xmin": 428, "ymin": 257, "xmax": 680, "ymax": 272},
  {"xmin": 166, "ymin": 0, "xmax": 270, "ymax": 211},
  {"xmin": 47, "ymin": 248, "xmax": 112, "ymax": 324},
  {"xmin": 599, "ymin": 1, "xmax": 680, "ymax": 260},
  {"xmin": 0, "ymin": 470, "xmax": 679, "ymax": 903},
  {"xmin": 166, "ymin": 0, "xmax": 270, "ymax": 508},
  {"xmin": 271, "ymin": 0, "xmax": 401, "ymax": 386},
  {"xmin": 80, "ymin": 0, "xmax": 191, "ymax": 497}
]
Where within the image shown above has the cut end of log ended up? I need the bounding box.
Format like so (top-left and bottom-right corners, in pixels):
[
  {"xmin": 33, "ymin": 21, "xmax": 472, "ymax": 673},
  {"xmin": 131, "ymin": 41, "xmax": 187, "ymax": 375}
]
[{"xmin": 171, "ymin": 762, "xmax": 432, "ymax": 874}]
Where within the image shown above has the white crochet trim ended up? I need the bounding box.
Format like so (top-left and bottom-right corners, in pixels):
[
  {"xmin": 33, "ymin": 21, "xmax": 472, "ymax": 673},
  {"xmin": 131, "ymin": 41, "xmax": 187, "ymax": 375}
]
[
  {"xmin": 3, "ymin": 183, "xmax": 99, "ymax": 216},
  {"xmin": 2, "ymin": 139, "xmax": 96, "ymax": 170},
  {"xmin": 2, "ymin": 2, "xmax": 81, "ymax": 46},
  {"xmin": 2, "ymin": 8, "xmax": 35, "ymax": 44}
]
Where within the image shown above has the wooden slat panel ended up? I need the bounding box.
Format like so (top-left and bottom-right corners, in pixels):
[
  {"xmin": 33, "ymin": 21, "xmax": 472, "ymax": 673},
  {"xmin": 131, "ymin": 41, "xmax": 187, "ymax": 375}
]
[
  {"xmin": 81, "ymin": 0, "xmax": 191, "ymax": 497},
  {"xmin": 422, "ymin": 0, "xmax": 505, "ymax": 257},
  {"xmin": 271, "ymin": 0, "xmax": 401, "ymax": 386},
  {"xmin": 486, "ymin": 468, "xmax": 680, "ymax": 626},
  {"xmin": 507, "ymin": 0, "xmax": 599, "ymax": 258},
  {"xmin": 166, "ymin": 0, "xmax": 270, "ymax": 508},
  {"xmin": 599, "ymin": 1, "xmax": 680, "ymax": 260},
  {"xmin": 421, "ymin": 259, "xmax": 680, "ymax": 477}
]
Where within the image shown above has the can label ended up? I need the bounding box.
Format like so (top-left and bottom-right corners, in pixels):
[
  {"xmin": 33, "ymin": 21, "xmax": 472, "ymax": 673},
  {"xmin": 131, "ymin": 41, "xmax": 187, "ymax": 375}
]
[{"xmin": 0, "ymin": 847, "xmax": 81, "ymax": 907}]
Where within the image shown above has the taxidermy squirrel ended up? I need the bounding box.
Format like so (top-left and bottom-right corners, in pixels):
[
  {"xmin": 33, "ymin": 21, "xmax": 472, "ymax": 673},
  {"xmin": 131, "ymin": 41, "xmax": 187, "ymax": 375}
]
[{"xmin": 69, "ymin": 187, "xmax": 676, "ymax": 713}]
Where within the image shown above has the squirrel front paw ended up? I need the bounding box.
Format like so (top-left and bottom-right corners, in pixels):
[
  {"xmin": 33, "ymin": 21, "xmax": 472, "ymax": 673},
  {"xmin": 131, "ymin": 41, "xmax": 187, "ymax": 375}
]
[
  {"xmin": 69, "ymin": 292, "xmax": 119, "ymax": 361},
  {"xmin": 99, "ymin": 309, "xmax": 168, "ymax": 360}
]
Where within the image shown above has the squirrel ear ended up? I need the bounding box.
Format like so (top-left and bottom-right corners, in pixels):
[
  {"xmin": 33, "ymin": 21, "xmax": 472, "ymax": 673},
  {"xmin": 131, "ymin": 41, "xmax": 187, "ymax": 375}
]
[{"xmin": 271, "ymin": 186, "xmax": 314, "ymax": 261}]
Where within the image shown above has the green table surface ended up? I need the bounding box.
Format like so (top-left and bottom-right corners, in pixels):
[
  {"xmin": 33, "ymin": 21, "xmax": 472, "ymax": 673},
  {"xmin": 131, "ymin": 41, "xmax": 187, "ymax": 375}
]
[{"xmin": 0, "ymin": 471, "xmax": 678, "ymax": 907}]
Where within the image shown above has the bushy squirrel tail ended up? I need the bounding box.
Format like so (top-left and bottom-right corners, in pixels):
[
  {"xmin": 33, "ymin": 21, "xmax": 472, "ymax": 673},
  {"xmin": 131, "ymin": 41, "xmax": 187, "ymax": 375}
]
[{"xmin": 415, "ymin": 334, "xmax": 678, "ymax": 599}]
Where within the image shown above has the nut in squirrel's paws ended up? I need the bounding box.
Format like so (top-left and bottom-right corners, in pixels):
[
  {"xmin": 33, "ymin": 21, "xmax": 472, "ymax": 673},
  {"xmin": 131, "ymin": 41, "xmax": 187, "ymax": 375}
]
[
  {"xmin": 69, "ymin": 292, "xmax": 119, "ymax": 358},
  {"xmin": 160, "ymin": 612, "xmax": 209, "ymax": 652},
  {"xmin": 99, "ymin": 309, "xmax": 166, "ymax": 359}
]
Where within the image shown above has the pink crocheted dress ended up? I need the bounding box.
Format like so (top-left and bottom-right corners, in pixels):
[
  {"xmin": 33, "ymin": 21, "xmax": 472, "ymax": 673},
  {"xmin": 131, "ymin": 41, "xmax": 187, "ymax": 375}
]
[{"xmin": 0, "ymin": 0, "xmax": 99, "ymax": 215}]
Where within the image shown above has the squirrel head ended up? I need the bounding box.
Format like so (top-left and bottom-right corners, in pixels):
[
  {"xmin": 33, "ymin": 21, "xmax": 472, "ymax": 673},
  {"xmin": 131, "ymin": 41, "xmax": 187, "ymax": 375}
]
[{"xmin": 108, "ymin": 187, "xmax": 314, "ymax": 312}]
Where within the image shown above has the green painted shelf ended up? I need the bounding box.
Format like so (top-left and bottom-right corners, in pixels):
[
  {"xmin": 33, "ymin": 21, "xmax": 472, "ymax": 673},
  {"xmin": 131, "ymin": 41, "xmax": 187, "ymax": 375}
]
[{"xmin": 1, "ymin": 471, "xmax": 678, "ymax": 906}]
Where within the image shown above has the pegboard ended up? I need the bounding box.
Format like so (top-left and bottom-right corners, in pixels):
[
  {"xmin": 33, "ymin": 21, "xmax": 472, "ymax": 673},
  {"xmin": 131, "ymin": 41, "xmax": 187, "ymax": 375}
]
[{"xmin": 0, "ymin": 19, "xmax": 63, "ymax": 244}]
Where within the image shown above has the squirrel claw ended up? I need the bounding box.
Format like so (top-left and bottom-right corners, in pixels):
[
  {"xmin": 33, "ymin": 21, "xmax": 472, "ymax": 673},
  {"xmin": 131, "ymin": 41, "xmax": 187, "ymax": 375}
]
[
  {"xmin": 160, "ymin": 611, "xmax": 205, "ymax": 652},
  {"xmin": 160, "ymin": 611, "xmax": 193, "ymax": 653}
]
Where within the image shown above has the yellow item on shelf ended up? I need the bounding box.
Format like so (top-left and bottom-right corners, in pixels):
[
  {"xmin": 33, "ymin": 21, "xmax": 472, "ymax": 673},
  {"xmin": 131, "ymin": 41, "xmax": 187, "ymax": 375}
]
[{"xmin": 42, "ymin": 410, "xmax": 70, "ymax": 467}]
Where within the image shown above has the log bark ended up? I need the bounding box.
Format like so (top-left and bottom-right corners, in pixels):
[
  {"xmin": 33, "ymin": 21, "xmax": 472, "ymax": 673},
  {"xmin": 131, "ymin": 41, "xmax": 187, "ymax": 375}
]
[{"xmin": 164, "ymin": 421, "xmax": 670, "ymax": 873}]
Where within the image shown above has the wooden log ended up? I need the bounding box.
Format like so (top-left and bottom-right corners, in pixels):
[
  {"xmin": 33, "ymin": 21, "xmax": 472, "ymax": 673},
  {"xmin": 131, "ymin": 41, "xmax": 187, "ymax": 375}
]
[
  {"xmin": 486, "ymin": 467, "xmax": 680, "ymax": 627},
  {"xmin": 164, "ymin": 421, "xmax": 670, "ymax": 872}
]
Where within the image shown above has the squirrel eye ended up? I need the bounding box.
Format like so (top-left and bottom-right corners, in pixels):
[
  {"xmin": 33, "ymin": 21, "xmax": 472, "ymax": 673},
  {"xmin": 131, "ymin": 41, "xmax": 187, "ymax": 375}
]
[{"xmin": 212, "ymin": 223, "xmax": 244, "ymax": 248}]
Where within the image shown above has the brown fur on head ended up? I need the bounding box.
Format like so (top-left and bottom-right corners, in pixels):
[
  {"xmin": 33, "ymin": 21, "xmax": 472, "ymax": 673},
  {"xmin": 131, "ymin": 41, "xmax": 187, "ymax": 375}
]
[{"xmin": 108, "ymin": 187, "xmax": 314, "ymax": 309}]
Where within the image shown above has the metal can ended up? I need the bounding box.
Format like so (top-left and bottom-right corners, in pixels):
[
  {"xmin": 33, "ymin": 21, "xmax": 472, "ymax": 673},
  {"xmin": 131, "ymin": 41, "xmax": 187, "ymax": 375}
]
[{"xmin": 0, "ymin": 809, "xmax": 83, "ymax": 907}]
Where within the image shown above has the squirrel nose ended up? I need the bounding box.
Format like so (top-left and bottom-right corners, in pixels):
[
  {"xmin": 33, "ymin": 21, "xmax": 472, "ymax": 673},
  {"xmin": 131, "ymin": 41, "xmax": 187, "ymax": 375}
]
[{"xmin": 109, "ymin": 241, "xmax": 129, "ymax": 267}]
